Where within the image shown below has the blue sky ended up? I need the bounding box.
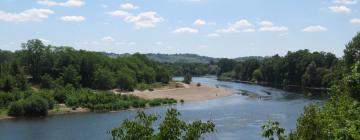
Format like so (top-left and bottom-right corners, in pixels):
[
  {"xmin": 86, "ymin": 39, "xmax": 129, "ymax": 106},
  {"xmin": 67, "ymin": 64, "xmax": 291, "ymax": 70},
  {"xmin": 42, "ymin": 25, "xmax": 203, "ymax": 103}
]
[{"xmin": 0, "ymin": 0, "xmax": 359, "ymax": 58}]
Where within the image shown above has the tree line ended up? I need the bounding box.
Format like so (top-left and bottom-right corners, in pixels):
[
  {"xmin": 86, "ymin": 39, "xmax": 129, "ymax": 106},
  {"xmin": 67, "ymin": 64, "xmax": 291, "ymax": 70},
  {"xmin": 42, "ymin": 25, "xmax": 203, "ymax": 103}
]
[
  {"xmin": 0, "ymin": 39, "xmax": 175, "ymax": 117},
  {"xmin": 216, "ymin": 50, "xmax": 339, "ymax": 88}
]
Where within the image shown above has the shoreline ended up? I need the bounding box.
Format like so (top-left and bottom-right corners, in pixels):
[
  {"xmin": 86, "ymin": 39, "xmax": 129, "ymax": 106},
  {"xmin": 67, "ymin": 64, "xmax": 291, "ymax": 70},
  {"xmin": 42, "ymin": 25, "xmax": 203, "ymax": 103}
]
[
  {"xmin": 218, "ymin": 78, "xmax": 330, "ymax": 91},
  {"xmin": 0, "ymin": 82, "xmax": 233, "ymax": 120}
]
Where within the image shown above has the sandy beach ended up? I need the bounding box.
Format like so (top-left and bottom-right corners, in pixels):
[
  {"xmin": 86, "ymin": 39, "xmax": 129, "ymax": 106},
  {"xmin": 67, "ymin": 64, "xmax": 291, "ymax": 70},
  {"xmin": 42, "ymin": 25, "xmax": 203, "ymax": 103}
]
[{"xmin": 129, "ymin": 83, "xmax": 233, "ymax": 102}]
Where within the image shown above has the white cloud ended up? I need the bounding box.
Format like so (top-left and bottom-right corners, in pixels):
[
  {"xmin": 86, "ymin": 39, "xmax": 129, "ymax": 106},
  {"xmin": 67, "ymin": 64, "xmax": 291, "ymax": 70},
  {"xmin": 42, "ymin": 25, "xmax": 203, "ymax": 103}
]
[
  {"xmin": 259, "ymin": 21, "xmax": 274, "ymax": 27},
  {"xmin": 125, "ymin": 12, "xmax": 163, "ymax": 28},
  {"xmin": 207, "ymin": 33, "xmax": 219, "ymax": 37},
  {"xmin": 258, "ymin": 20, "xmax": 288, "ymax": 32},
  {"xmin": 107, "ymin": 10, "xmax": 131, "ymax": 17},
  {"xmin": 60, "ymin": 16, "xmax": 85, "ymax": 22},
  {"xmin": 302, "ymin": 25, "xmax": 327, "ymax": 32},
  {"xmin": 194, "ymin": 19, "xmax": 207, "ymax": 26},
  {"xmin": 329, "ymin": 5, "xmax": 351, "ymax": 13},
  {"xmin": 172, "ymin": 27, "xmax": 198, "ymax": 34},
  {"xmin": 101, "ymin": 36, "xmax": 115, "ymax": 43},
  {"xmin": 0, "ymin": 8, "xmax": 54, "ymax": 22},
  {"xmin": 108, "ymin": 10, "xmax": 163, "ymax": 29},
  {"xmin": 37, "ymin": 0, "xmax": 84, "ymax": 7},
  {"xmin": 121, "ymin": 3, "xmax": 139, "ymax": 10},
  {"xmin": 334, "ymin": 0, "xmax": 357, "ymax": 4},
  {"xmin": 350, "ymin": 18, "xmax": 360, "ymax": 24},
  {"xmin": 216, "ymin": 19, "xmax": 252, "ymax": 33},
  {"xmin": 259, "ymin": 26, "xmax": 288, "ymax": 32}
]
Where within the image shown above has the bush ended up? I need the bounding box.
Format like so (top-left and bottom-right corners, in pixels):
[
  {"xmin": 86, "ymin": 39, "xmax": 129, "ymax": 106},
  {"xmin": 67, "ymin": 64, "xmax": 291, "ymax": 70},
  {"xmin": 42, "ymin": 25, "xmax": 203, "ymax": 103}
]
[
  {"xmin": 8, "ymin": 100, "xmax": 25, "ymax": 117},
  {"xmin": 23, "ymin": 96, "xmax": 49, "ymax": 116}
]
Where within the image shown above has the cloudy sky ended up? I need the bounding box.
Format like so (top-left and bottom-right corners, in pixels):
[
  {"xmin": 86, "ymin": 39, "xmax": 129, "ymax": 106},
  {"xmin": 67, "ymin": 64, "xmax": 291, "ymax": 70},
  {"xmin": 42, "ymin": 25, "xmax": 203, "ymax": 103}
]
[{"xmin": 0, "ymin": 0, "xmax": 359, "ymax": 58}]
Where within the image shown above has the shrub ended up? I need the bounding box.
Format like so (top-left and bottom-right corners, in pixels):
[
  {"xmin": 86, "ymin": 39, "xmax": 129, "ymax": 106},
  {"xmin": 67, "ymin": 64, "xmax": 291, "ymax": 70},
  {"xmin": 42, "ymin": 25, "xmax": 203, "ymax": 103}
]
[
  {"xmin": 23, "ymin": 96, "xmax": 49, "ymax": 116},
  {"xmin": 7, "ymin": 100, "xmax": 25, "ymax": 117}
]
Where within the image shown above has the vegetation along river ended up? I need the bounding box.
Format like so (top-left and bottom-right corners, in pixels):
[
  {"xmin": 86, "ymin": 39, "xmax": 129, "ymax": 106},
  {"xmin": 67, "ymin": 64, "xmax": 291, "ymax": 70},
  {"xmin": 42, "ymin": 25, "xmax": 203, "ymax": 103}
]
[{"xmin": 0, "ymin": 76, "xmax": 322, "ymax": 140}]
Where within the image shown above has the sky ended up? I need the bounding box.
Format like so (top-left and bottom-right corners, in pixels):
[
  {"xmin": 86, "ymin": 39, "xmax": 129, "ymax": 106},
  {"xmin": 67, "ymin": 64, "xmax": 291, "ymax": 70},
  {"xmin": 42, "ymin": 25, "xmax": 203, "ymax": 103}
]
[{"xmin": 0, "ymin": 0, "xmax": 359, "ymax": 58}]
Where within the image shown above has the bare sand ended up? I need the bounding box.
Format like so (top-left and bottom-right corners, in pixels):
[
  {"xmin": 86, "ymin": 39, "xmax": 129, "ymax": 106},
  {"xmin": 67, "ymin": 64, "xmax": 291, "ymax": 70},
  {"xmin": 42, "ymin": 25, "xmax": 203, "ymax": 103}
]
[{"xmin": 129, "ymin": 83, "xmax": 233, "ymax": 102}]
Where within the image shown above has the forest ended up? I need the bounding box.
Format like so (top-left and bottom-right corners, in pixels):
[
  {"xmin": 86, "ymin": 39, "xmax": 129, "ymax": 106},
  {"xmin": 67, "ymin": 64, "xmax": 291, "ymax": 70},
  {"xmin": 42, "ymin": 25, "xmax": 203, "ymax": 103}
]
[
  {"xmin": 261, "ymin": 32, "xmax": 360, "ymax": 140},
  {"xmin": 216, "ymin": 50, "xmax": 340, "ymax": 88},
  {"xmin": 0, "ymin": 39, "xmax": 176, "ymax": 117}
]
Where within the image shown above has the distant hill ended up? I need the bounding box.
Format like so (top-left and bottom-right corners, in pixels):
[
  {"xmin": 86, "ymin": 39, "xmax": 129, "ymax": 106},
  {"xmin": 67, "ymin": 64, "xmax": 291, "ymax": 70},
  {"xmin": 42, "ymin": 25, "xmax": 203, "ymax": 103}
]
[
  {"xmin": 145, "ymin": 53, "xmax": 217, "ymax": 64},
  {"xmin": 104, "ymin": 52, "xmax": 263, "ymax": 64},
  {"xmin": 234, "ymin": 56, "xmax": 264, "ymax": 61}
]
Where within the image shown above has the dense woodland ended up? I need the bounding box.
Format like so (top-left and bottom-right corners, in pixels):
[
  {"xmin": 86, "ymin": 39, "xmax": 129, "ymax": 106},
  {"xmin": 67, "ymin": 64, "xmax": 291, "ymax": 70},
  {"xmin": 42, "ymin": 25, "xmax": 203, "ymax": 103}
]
[
  {"xmin": 0, "ymin": 39, "xmax": 176, "ymax": 117},
  {"xmin": 260, "ymin": 32, "xmax": 360, "ymax": 140},
  {"xmin": 216, "ymin": 50, "xmax": 340, "ymax": 88}
]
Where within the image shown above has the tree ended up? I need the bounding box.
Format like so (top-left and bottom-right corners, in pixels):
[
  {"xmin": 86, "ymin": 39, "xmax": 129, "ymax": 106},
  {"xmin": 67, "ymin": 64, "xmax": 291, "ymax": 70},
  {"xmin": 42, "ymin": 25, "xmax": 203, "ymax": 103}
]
[
  {"xmin": 344, "ymin": 61, "xmax": 360, "ymax": 100},
  {"xmin": 1, "ymin": 75, "xmax": 15, "ymax": 92},
  {"xmin": 110, "ymin": 109, "xmax": 215, "ymax": 140},
  {"xmin": 61, "ymin": 66, "xmax": 81, "ymax": 88},
  {"xmin": 41, "ymin": 74, "xmax": 55, "ymax": 89},
  {"xmin": 301, "ymin": 61, "xmax": 317, "ymax": 87},
  {"xmin": 183, "ymin": 73, "xmax": 192, "ymax": 84},
  {"xmin": 344, "ymin": 32, "xmax": 360, "ymax": 69},
  {"xmin": 217, "ymin": 58, "xmax": 236, "ymax": 76},
  {"xmin": 157, "ymin": 109, "xmax": 186, "ymax": 139},
  {"xmin": 93, "ymin": 68, "xmax": 115, "ymax": 90},
  {"xmin": 116, "ymin": 67, "xmax": 136, "ymax": 91},
  {"xmin": 15, "ymin": 68, "xmax": 29, "ymax": 91},
  {"xmin": 21, "ymin": 39, "xmax": 47, "ymax": 82},
  {"xmin": 262, "ymin": 120, "xmax": 286, "ymax": 140}
]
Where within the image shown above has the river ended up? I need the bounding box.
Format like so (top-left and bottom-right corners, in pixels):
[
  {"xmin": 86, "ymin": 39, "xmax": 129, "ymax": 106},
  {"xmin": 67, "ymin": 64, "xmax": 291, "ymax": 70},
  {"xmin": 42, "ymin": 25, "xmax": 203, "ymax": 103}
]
[{"xmin": 0, "ymin": 77, "xmax": 322, "ymax": 140}]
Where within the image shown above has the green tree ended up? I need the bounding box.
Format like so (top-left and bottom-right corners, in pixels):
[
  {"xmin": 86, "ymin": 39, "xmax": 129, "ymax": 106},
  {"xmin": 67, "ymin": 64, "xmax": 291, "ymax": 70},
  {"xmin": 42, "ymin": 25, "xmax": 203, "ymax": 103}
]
[
  {"xmin": 183, "ymin": 73, "xmax": 192, "ymax": 84},
  {"xmin": 110, "ymin": 109, "xmax": 215, "ymax": 140},
  {"xmin": 157, "ymin": 109, "xmax": 186, "ymax": 140},
  {"xmin": 262, "ymin": 120, "xmax": 286, "ymax": 140},
  {"xmin": 344, "ymin": 32, "xmax": 360, "ymax": 69},
  {"xmin": 116, "ymin": 67, "xmax": 136, "ymax": 91},
  {"xmin": 93, "ymin": 68, "xmax": 115, "ymax": 90},
  {"xmin": 21, "ymin": 39, "xmax": 47, "ymax": 82},
  {"xmin": 40, "ymin": 74, "xmax": 55, "ymax": 89},
  {"xmin": 1, "ymin": 75, "xmax": 15, "ymax": 92},
  {"xmin": 61, "ymin": 66, "xmax": 81, "ymax": 88}
]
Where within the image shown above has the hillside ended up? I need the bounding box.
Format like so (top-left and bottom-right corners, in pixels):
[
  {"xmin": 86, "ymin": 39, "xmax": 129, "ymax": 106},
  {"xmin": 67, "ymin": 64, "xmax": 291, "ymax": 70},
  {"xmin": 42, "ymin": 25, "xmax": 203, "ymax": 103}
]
[{"xmin": 145, "ymin": 53, "xmax": 217, "ymax": 64}]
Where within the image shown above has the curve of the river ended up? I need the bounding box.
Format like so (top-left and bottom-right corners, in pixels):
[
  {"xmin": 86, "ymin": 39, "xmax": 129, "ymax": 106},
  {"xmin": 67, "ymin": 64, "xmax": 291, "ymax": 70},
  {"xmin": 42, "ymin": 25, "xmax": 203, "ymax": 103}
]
[{"xmin": 0, "ymin": 77, "xmax": 321, "ymax": 140}]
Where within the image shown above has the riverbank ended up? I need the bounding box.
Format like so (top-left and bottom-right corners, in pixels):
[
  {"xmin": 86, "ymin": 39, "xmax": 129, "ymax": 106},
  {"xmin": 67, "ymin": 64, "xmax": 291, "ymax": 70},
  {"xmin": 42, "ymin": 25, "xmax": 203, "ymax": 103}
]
[
  {"xmin": 128, "ymin": 83, "xmax": 233, "ymax": 102},
  {"xmin": 218, "ymin": 78, "xmax": 330, "ymax": 92}
]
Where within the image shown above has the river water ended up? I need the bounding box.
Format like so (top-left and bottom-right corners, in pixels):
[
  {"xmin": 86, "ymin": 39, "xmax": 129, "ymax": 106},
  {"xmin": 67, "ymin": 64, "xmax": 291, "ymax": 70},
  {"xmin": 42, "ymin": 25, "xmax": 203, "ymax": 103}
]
[{"xmin": 0, "ymin": 77, "xmax": 321, "ymax": 140}]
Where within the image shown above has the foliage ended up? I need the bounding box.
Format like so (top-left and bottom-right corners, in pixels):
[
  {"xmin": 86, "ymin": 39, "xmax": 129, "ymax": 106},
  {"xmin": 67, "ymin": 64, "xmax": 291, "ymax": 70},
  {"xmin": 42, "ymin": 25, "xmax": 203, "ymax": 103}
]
[
  {"xmin": 217, "ymin": 50, "xmax": 338, "ymax": 88},
  {"xmin": 344, "ymin": 32, "xmax": 360, "ymax": 69},
  {"xmin": 262, "ymin": 120, "xmax": 286, "ymax": 140},
  {"xmin": 183, "ymin": 73, "xmax": 192, "ymax": 84},
  {"xmin": 93, "ymin": 68, "xmax": 115, "ymax": 90},
  {"xmin": 110, "ymin": 108, "xmax": 215, "ymax": 140}
]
